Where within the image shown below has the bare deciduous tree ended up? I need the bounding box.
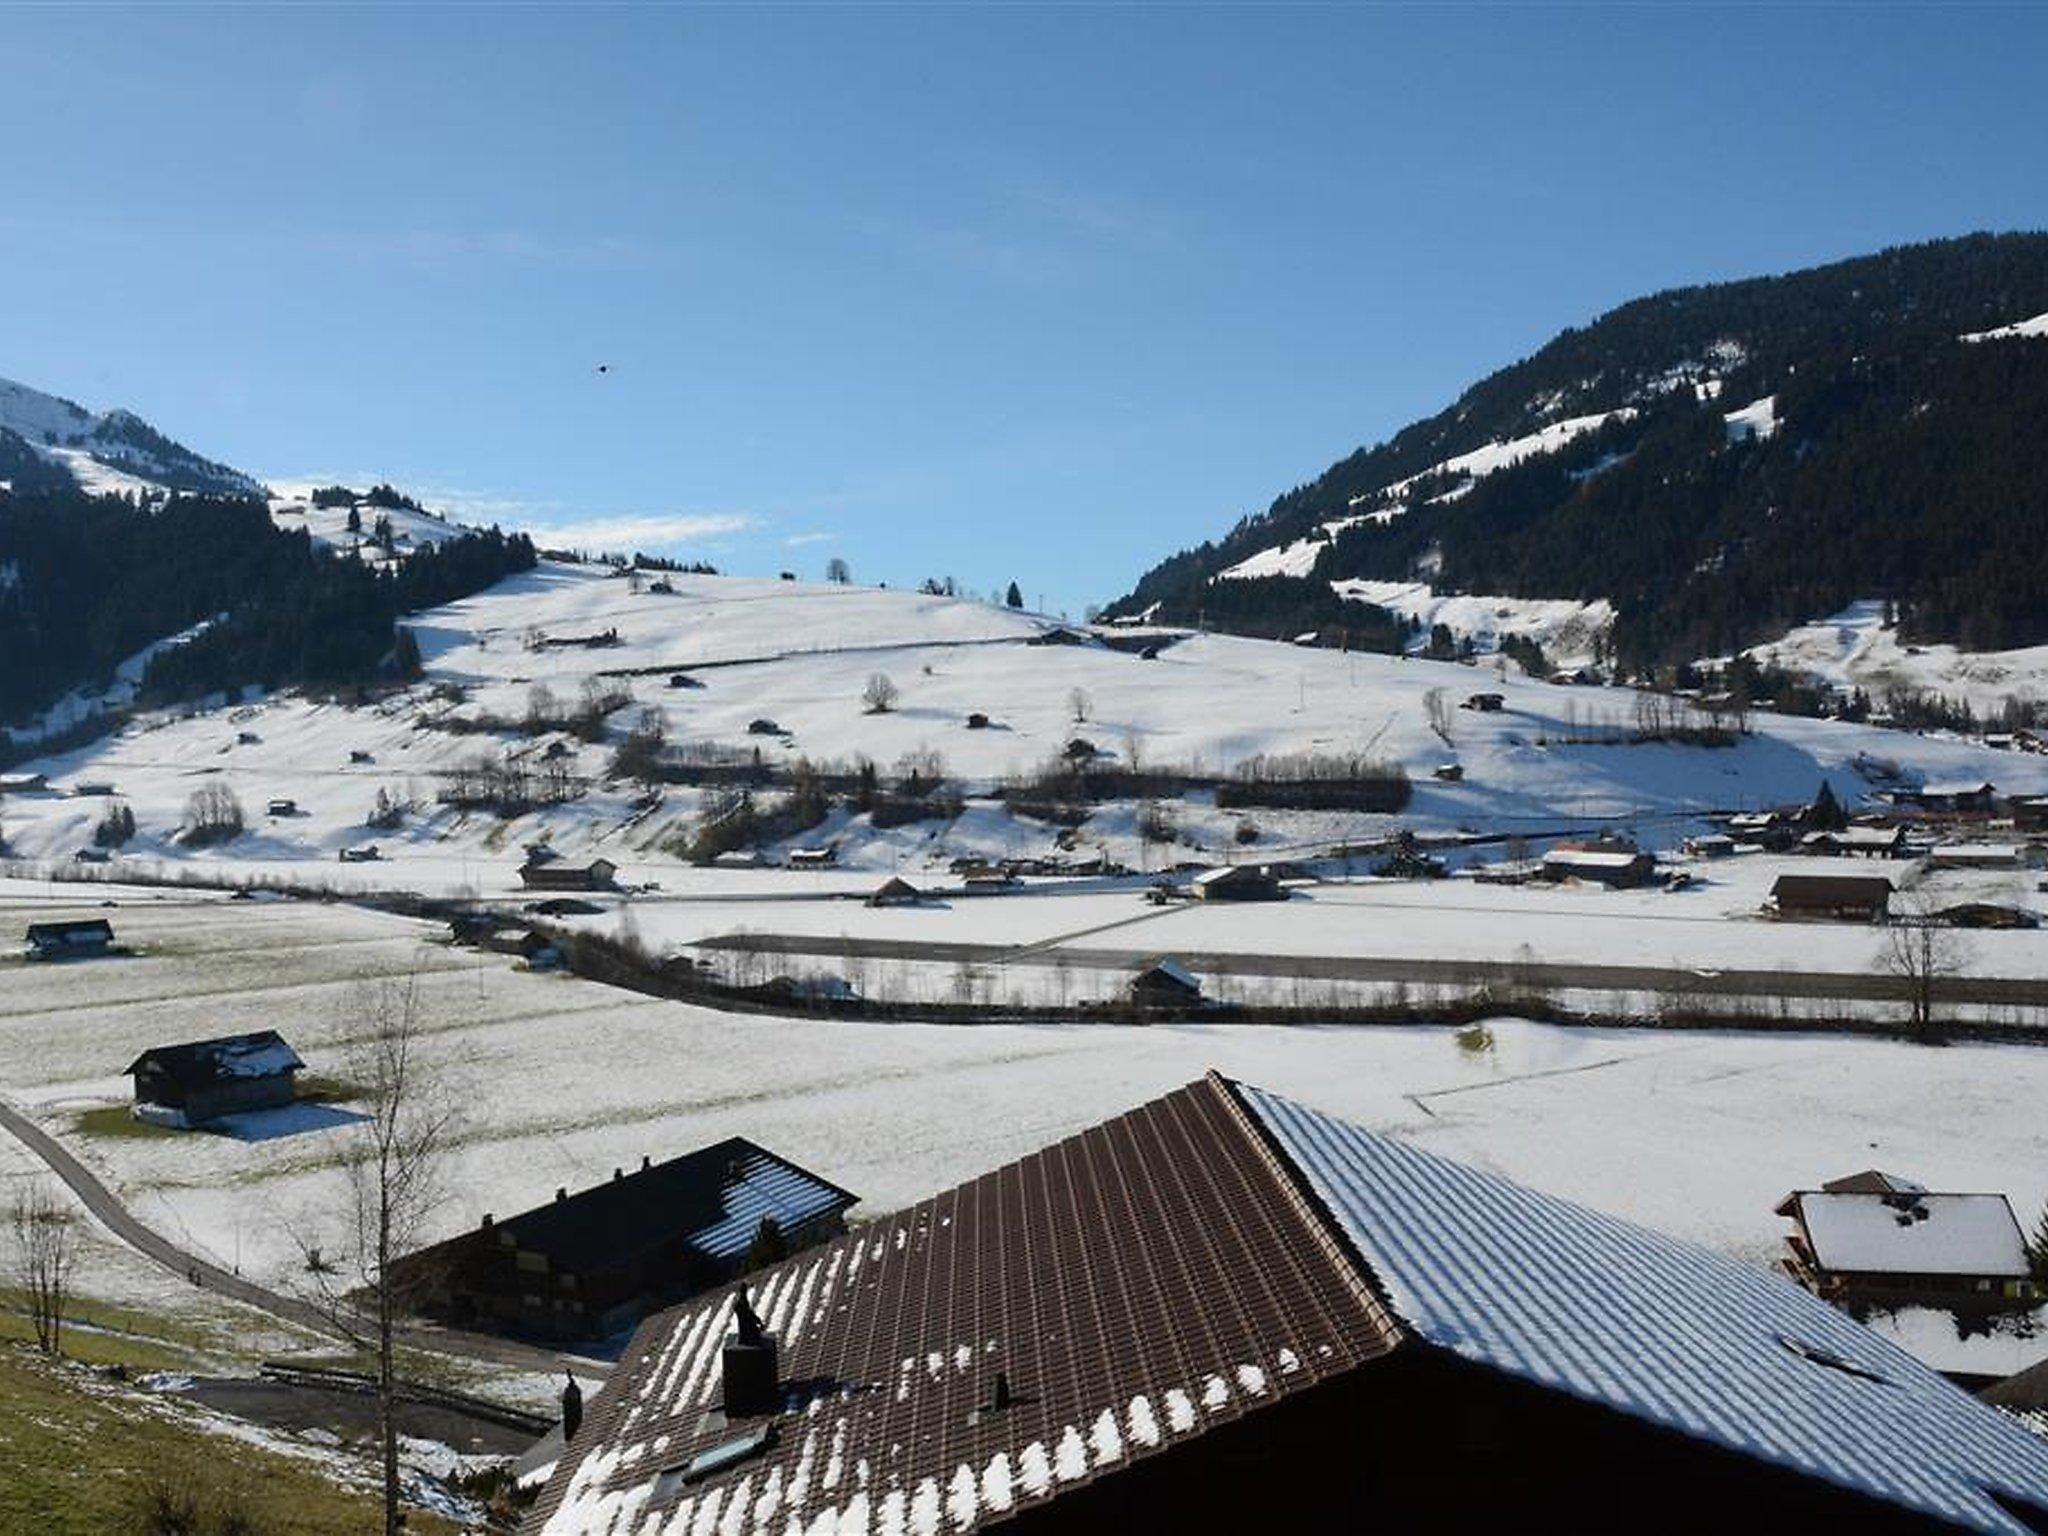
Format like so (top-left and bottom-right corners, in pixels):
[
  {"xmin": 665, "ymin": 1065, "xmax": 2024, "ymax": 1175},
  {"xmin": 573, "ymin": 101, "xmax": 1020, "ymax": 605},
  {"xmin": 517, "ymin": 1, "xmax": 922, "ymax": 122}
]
[
  {"xmin": 1879, "ymin": 895, "xmax": 1970, "ymax": 1040},
  {"xmin": 825, "ymin": 557, "xmax": 851, "ymax": 585},
  {"xmin": 861, "ymin": 672, "xmax": 900, "ymax": 714},
  {"xmin": 181, "ymin": 783, "xmax": 245, "ymax": 845},
  {"xmin": 8, "ymin": 1180, "xmax": 78, "ymax": 1355},
  {"xmin": 1068, "ymin": 687, "xmax": 1092, "ymax": 725},
  {"xmin": 1423, "ymin": 686, "xmax": 1454, "ymax": 747},
  {"xmin": 292, "ymin": 976, "xmax": 461, "ymax": 1535}
]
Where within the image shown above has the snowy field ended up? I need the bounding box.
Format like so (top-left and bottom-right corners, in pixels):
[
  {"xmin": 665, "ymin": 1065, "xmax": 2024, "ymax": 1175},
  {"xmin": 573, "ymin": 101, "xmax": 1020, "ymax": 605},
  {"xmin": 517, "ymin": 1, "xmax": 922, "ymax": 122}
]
[
  {"xmin": 1740, "ymin": 598, "xmax": 2048, "ymax": 717},
  {"xmin": 5, "ymin": 562, "xmax": 2043, "ymax": 898},
  {"xmin": 1, "ymin": 883, "xmax": 2043, "ymax": 1383}
]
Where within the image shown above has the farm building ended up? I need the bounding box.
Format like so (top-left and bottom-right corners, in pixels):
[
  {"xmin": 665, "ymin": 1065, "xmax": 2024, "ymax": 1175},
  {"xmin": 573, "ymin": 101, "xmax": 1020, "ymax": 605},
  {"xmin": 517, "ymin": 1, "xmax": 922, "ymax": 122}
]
[
  {"xmin": 867, "ymin": 877, "xmax": 924, "ymax": 908},
  {"xmin": 1189, "ymin": 864, "xmax": 1286, "ymax": 902},
  {"xmin": 25, "ymin": 918, "xmax": 115, "ymax": 960},
  {"xmin": 531, "ymin": 1075, "xmax": 2048, "ymax": 1535},
  {"xmin": 1771, "ymin": 873, "xmax": 1893, "ymax": 923},
  {"xmin": 2011, "ymin": 795, "xmax": 2048, "ymax": 833},
  {"xmin": 0, "ymin": 772, "xmax": 50, "ymax": 794},
  {"xmin": 786, "ymin": 846, "xmax": 837, "ymax": 869},
  {"xmin": 390, "ymin": 1139, "xmax": 856, "ymax": 1343},
  {"xmin": 1460, "ymin": 691, "xmax": 1505, "ymax": 712},
  {"xmin": 482, "ymin": 928, "xmax": 560, "ymax": 965},
  {"xmin": 1777, "ymin": 1172, "xmax": 2041, "ymax": 1314},
  {"xmin": 1130, "ymin": 957, "xmax": 1202, "ymax": 1010},
  {"xmin": 125, "ymin": 1031, "xmax": 305, "ymax": 1129},
  {"xmin": 1928, "ymin": 843, "xmax": 2024, "ymax": 870},
  {"xmin": 72, "ymin": 780, "xmax": 116, "ymax": 796},
  {"xmin": 1899, "ymin": 781, "xmax": 2000, "ymax": 815},
  {"xmin": 1538, "ymin": 839, "xmax": 1655, "ymax": 888},
  {"xmin": 266, "ymin": 798, "xmax": 299, "ymax": 817},
  {"xmin": 338, "ymin": 844, "xmax": 381, "ymax": 863},
  {"xmin": 1727, "ymin": 809, "xmax": 1800, "ymax": 851},
  {"xmin": 519, "ymin": 856, "xmax": 618, "ymax": 892},
  {"xmin": 1800, "ymin": 825, "xmax": 1907, "ymax": 859}
]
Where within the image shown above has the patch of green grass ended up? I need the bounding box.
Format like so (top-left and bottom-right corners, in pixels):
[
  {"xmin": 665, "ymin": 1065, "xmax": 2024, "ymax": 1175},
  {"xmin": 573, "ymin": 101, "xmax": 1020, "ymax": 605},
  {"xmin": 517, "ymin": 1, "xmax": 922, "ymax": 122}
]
[
  {"xmin": 0, "ymin": 1286, "xmax": 242, "ymax": 1372},
  {"xmin": 0, "ymin": 1345, "xmax": 460, "ymax": 1535},
  {"xmin": 75, "ymin": 1104, "xmax": 178, "ymax": 1139}
]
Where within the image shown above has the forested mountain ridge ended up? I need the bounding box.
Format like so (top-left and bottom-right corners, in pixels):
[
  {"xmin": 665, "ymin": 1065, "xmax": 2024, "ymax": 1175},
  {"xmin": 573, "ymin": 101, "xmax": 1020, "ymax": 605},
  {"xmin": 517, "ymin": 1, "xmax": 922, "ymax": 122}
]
[
  {"xmin": 0, "ymin": 376, "xmax": 265, "ymax": 499},
  {"xmin": 1105, "ymin": 232, "xmax": 2048, "ymax": 674}
]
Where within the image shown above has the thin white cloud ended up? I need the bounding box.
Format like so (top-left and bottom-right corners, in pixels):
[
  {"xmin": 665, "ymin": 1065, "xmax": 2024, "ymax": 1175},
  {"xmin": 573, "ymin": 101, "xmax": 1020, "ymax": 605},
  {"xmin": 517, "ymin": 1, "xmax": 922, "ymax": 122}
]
[
  {"xmin": 521, "ymin": 513, "xmax": 758, "ymax": 551},
  {"xmin": 782, "ymin": 530, "xmax": 835, "ymax": 548}
]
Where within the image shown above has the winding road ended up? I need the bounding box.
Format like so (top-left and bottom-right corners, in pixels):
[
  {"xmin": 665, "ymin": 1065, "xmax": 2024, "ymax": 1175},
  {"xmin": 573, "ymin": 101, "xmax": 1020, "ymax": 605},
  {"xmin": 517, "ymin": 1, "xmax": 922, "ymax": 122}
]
[{"xmin": 0, "ymin": 1094, "xmax": 607, "ymax": 1381}]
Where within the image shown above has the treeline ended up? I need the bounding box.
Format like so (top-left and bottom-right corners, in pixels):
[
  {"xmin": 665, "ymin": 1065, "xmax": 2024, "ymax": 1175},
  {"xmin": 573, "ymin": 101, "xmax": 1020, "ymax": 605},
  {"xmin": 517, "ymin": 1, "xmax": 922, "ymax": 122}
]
[{"xmin": 0, "ymin": 489, "xmax": 534, "ymax": 720}]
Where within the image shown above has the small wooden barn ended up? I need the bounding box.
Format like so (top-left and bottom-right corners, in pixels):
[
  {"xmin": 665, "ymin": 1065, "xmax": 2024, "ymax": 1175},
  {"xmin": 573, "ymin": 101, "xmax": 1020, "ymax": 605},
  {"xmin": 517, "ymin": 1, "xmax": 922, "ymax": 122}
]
[
  {"xmin": 519, "ymin": 856, "xmax": 618, "ymax": 892},
  {"xmin": 25, "ymin": 918, "xmax": 114, "ymax": 960},
  {"xmin": 1189, "ymin": 865, "xmax": 1286, "ymax": 902},
  {"xmin": 1539, "ymin": 840, "xmax": 1655, "ymax": 888},
  {"xmin": 867, "ymin": 877, "xmax": 924, "ymax": 908},
  {"xmin": 1770, "ymin": 873, "xmax": 1892, "ymax": 922},
  {"xmin": 1130, "ymin": 958, "xmax": 1202, "ymax": 1010},
  {"xmin": 125, "ymin": 1031, "xmax": 305, "ymax": 1128}
]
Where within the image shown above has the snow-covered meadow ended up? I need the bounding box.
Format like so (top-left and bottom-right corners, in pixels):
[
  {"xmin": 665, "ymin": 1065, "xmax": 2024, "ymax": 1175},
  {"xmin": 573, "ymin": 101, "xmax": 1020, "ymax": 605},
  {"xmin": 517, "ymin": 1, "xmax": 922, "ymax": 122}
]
[
  {"xmin": 2, "ymin": 884, "xmax": 2044, "ymax": 1387},
  {"xmin": 5, "ymin": 561, "xmax": 2042, "ymax": 894}
]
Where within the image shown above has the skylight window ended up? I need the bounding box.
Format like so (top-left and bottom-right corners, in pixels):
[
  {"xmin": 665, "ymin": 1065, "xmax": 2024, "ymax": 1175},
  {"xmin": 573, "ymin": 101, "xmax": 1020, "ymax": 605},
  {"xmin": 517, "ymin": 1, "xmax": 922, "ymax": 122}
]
[{"xmin": 650, "ymin": 1424, "xmax": 779, "ymax": 1501}]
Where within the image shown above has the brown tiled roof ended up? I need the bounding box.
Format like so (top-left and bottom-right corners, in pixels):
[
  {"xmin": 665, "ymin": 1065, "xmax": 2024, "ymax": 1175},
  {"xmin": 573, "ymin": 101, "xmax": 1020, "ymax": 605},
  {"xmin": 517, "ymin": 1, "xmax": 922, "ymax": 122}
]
[{"xmin": 527, "ymin": 1075, "xmax": 1398, "ymax": 1534}]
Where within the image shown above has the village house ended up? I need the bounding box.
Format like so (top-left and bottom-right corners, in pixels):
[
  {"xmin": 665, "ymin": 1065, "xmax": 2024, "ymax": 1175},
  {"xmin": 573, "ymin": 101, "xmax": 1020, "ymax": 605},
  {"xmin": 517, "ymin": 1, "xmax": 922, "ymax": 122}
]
[
  {"xmin": 866, "ymin": 876, "xmax": 924, "ymax": 908},
  {"xmin": 1800, "ymin": 824, "xmax": 1907, "ymax": 858},
  {"xmin": 1727, "ymin": 809, "xmax": 1800, "ymax": 851},
  {"xmin": 0, "ymin": 772, "xmax": 50, "ymax": 795},
  {"xmin": 125, "ymin": 1031, "xmax": 305, "ymax": 1128},
  {"xmin": 338, "ymin": 844, "xmax": 381, "ymax": 863},
  {"xmin": 519, "ymin": 856, "xmax": 618, "ymax": 892},
  {"xmin": 1770, "ymin": 872, "xmax": 1894, "ymax": 923},
  {"xmin": 1189, "ymin": 864, "xmax": 1287, "ymax": 902},
  {"xmin": 531, "ymin": 1075, "xmax": 2048, "ymax": 1535},
  {"xmin": 1129, "ymin": 957, "xmax": 1202, "ymax": 1010},
  {"xmin": 390, "ymin": 1139, "xmax": 856, "ymax": 1343},
  {"xmin": 266, "ymin": 798, "xmax": 299, "ymax": 817},
  {"xmin": 785, "ymin": 846, "xmax": 837, "ymax": 869},
  {"xmin": 482, "ymin": 927, "xmax": 561, "ymax": 966},
  {"xmin": 25, "ymin": 918, "xmax": 115, "ymax": 960},
  {"xmin": 1928, "ymin": 842, "xmax": 2024, "ymax": 870},
  {"xmin": 1538, "ymin": 838, "xmax": 1656, "ymax": 888},
  {"xmin": 1460, "ymin": 691, "xmax": 1505, "ymax": 712},
  {"xmin": 1777, "ymin": 1171, "xmax": 2041, "ymax": 1315}
]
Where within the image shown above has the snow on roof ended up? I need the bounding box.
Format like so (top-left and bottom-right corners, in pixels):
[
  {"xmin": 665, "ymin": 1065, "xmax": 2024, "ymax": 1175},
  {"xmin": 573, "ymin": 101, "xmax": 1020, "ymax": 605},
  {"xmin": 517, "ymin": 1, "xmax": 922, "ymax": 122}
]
[
  {"xmin": 1140, "ymin": 956, "xmax": 1200, "ymax": 991},
  {"xmin": 1237, "ymin": 1082, "xmax": 2048, "ymax": 1535},
  {"xmin": 1785, "ymin": 1192, "xmax": 2031, "ymax": 1279},
  {"xmin": 1540, "ymin": 847, "xmax": 1645, "ymax": 869},
  {"xmin": 124, "ymin": 1031, "xmax": 305, "ymax": 1086}
]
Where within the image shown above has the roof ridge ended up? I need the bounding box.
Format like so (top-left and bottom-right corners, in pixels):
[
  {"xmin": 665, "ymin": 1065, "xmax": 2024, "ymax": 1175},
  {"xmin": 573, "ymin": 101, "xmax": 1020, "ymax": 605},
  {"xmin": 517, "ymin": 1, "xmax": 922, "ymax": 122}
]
[{"xmin": 1202, "ymin": 1070, "xmax": 1405, "ymax": 1346}]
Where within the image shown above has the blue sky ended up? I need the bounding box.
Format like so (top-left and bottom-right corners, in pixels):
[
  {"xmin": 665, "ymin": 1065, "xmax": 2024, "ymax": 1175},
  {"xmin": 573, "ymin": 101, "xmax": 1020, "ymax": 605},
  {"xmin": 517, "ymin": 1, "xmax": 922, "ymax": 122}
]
[{"xmin": 4, "ymin": 4, "xmax": 2045, "ymax": 616}]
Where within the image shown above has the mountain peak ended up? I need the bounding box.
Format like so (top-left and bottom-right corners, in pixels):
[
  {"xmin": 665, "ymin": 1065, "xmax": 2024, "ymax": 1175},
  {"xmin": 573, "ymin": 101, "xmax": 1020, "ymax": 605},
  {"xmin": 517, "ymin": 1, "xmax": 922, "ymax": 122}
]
[{"xmin": 0, "ymin": 374, "xmax": 265, "ymax": 500}]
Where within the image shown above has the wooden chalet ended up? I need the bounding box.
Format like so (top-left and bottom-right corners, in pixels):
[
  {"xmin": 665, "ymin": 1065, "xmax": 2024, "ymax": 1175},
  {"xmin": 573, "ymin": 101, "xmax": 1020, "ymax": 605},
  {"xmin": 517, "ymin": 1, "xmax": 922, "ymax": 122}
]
[
  {"xmin": 786, "ymin": 846, "xmax": 837, "ymax": 869},
  {"xmin": 1771, "ymin": 872, "xmax": 1893, "ymax": 923},
  {"xmin": 532, "ymin": 1075, "xmax": 2048, "ymax": 1535},
  {"xmin": 519, "ymin": 856, "xmax": 618, "ymax": 892},
  {"xmin": 125, "ymin": 1031, "xmax": 304, "ymax": 1128},
  {"xmin": 1460, "ymin": 691, "xmax": 1505, "ymax": 712},
  {"xmin": 867, "ymin": 877, "xmax": 924, "ymax": 908},
  {"xmin": 266, "ymin": 798, "xmax": 299, "ymax": 817},
  {"xmin": 1130, "ymin": 957, "xmax": 1202, "ymax": 1010},
  {"xmin": 25, "ymin": 918, "xmax": 114, "ymax": 960},
  {"xmin": 1800, "ymin": 825, "xmax": 1907, "ymax": 859},
  {"xmin": 390, "ymin": 1139, "xmax": 856, "ymax": 1344},
  {"xmin": 1539, "ymin": 839, "xmax": 1655, "ymax": 888},
  {"xmin": 1777, "ymin": 1172, "xmax": 2041, "ymax": 1315},
  {"xmin": 1189, "ymin": 864, "xmax": 1286, "ymax": 902}
]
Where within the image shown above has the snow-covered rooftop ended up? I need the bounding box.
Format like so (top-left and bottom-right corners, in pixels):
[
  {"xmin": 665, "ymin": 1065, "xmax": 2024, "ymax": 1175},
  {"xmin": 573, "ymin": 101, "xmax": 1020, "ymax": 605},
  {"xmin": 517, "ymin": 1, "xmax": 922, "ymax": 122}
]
[
  {"xmin": 1785, "ymin": 1191, "xmax": 2032, "ymax": 1280},
  {"xmin": 1239, "ymin": 1082, "xmax": 2048, "ymax": 1536}
]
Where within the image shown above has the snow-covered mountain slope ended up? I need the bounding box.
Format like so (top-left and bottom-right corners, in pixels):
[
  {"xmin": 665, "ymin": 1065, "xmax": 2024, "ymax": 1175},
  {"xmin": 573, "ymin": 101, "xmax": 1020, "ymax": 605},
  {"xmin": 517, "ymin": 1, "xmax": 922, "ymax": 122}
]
[
  {"xmin": 1735, "ymin": 599, "xmax": 2048, "ymax": 715},
  {"xmin": 1328, "ymin": 580, "xmax": 1613, "ymax": 669},
  {"xmin": 1961, "ymin": 310, "xmax": 2048, "ymax": 343},
  {"xmin": 0, "ymin": 376, "xmax": 264, "ymax": 499},
  {"xmin": 1217, "ymin": 410, "xmax": 1632, "ymax": 584},
  {"xmin": 3, "ymin": 562, "xmax": 2039, "ymax": 886},
  {"xmin": 265, "ymin": 490, "xmax": 471, "ymax": 560}
]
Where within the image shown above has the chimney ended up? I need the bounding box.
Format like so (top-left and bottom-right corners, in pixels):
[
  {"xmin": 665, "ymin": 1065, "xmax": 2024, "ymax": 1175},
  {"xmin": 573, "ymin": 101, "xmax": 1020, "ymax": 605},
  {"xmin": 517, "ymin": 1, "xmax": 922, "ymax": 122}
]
[
  {"xmin": 480, "ymin": 1213, "xmax": 493, "ymax": 1229},
  {"xmin": 555, "ymin": 1187, "xmax": 567, "ymax": 1202},
  {"xmin": 613, "ymin": 1167, "xmax": 623, "ymax": 1181},
  {"xmin": 721, "ymin": 1286, "xmax": 779, "ymax": 1417},
  {"xmin": 641, "ymin": 1154, "xmax": 652, "ymax": 1171}
]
